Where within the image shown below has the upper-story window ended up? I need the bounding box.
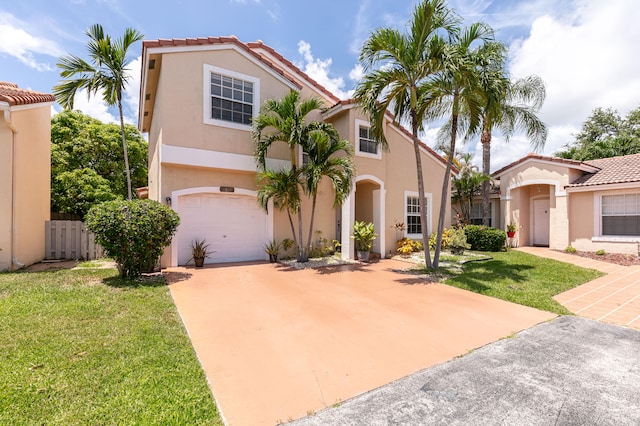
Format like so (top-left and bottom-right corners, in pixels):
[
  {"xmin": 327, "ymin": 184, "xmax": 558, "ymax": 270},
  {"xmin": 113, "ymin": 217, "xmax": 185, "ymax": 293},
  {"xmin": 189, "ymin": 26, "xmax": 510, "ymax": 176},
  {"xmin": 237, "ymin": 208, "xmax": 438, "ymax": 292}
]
[
  {"xmin": 203, "ymin": 64, "xmax": 260, "ymax": 130},
  {"xmin": 354, "ymin": 119, "xmax": 382, "ymax": 159}
]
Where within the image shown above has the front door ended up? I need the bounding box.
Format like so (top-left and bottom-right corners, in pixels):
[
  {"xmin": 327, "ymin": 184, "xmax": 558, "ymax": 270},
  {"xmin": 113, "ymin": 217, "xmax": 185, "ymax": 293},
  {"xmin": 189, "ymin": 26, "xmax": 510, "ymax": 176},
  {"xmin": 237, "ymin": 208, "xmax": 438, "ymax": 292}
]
[{"xmin": 533, "ymin": 199, "xmax": 550, "ymax": 246}]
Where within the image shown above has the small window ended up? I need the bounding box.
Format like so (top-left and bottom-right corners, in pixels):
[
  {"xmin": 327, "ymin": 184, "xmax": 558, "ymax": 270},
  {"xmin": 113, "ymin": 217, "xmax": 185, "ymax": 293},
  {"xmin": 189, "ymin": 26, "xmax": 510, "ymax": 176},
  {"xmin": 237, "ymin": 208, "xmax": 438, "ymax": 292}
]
[
  {"xmin": 210, "ymin": 72, "xmax": 253, "ymax": 125},
  {"xmin": 359, "ymin": 126, "xmax": 378, "ymax": 154},
  {"xmin": 469, "ymin": 202, "xmax": 491, "ymax": 226},
  {"xmin": 406, "ymin": 195, "xmax": 422, "ymax": 235},
  {"xmin": 354, "ymin": 119, "xmax": 381, "ymax": 159},
  {"xmin": 602, "ymin": 194, "xmax": 640, "ymax": 236}
]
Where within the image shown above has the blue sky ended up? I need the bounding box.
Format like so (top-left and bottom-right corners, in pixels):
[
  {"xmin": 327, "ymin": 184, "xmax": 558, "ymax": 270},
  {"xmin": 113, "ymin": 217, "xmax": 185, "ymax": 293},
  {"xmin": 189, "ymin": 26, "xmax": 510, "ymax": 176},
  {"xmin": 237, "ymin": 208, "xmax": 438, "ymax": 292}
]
[{"xmin": 2, "ymin": 0, "xmax": 639, "ymax": 170}]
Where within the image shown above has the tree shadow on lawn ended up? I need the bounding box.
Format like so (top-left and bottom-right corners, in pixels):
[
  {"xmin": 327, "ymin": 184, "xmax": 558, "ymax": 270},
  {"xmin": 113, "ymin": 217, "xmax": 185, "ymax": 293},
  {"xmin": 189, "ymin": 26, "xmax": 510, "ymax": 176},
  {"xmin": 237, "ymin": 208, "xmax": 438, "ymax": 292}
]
[
  {"xmin": 102, "ymin": 273, "xmax": 169, "ymax": 289},
  {"xmin": 446, "ymin": 259, "xmax": 535, "ymax": 293}
]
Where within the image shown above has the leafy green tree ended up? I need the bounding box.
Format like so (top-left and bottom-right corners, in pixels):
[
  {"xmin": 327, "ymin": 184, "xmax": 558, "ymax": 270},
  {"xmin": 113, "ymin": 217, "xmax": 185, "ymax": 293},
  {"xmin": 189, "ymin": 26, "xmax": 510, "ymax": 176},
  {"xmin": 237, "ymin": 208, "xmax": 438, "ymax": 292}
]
[
  {"xmin": 86, "ymin": 200, "xmax": 179, "ymax": 278},
  {"xmin": 51, "ymin": 110, "xmax": 148, "ymax": 217},
  {"xmin": 354, "ymin": 0, "xmax": 459, "ymax": 269},
  {"xmin": 52, "ymin": 169, "xmax": 118, "ymax": 217},
  {"xmin": 253, "ymin": 91, "xmax": 353, "ymax": 262},
  {"xmin": 451, "ymin": 154, "xmax": 489, "ymax": 224},
  {"xmin": 556, "ymin": 106, "xmax": 640, "ymax": 160},
  {"xmin": 53, "ymin": 24, "xmax": 143, "ymax": 200}
]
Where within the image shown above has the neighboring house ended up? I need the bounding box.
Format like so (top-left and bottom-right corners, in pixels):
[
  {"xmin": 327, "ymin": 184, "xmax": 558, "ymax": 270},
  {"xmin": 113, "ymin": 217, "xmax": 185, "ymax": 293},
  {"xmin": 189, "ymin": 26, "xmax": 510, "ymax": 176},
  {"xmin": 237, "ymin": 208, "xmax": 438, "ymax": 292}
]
[
  {"xmin": 138, "ymin": 36, "xmax": 452, "ymax": 266},
  {"xmin": 0, "ymin": 82, "xmax": 55, "ymax": 270},
  {"xmin": 486, "ymin": 153, "xmax": 640, "ymax": 254}
]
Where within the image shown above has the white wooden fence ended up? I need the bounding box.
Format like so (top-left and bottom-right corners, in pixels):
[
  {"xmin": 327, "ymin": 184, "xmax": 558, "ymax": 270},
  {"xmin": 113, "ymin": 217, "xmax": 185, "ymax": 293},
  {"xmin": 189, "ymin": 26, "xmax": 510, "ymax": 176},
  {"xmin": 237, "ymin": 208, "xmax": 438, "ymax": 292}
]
[{"xmin": 45, "ymin": 220, "xmax": 103, "ymax": 260}]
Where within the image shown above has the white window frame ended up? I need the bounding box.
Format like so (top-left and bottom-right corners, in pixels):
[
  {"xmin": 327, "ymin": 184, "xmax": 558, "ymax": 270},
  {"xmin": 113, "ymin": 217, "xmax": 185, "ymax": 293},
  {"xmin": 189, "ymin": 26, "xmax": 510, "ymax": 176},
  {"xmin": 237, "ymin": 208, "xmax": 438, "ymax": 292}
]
[
  {"xmin": 404, "ymin": 190, "xmax": 432, "ymax": 239},
  {"xmin": 593, "ymin": 191, "xmax": 640, "ymax": 242},
  {"xmin": 203, "ymin": 64, "xmax": 260, "ymax": 131},
  {"xmin": 354, "ymin": 119, "xmax": 382, "ymax": 160}
]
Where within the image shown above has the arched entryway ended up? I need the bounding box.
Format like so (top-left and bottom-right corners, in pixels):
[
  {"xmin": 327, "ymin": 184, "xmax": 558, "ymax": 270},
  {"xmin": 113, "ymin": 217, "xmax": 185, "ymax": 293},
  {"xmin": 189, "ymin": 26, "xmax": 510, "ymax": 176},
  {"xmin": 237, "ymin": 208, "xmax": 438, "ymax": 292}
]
[{"xmin": 341, "ymin": 175, "xmax": 386, "ymax": 260}]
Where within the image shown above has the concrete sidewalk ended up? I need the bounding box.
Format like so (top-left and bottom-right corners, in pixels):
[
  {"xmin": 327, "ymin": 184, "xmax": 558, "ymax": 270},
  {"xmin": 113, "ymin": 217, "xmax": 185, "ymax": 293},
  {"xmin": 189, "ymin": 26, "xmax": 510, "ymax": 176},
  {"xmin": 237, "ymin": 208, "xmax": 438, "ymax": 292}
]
[
  {"xmin": 288, "ymin": 316, "xmax": 640, "ymax": 426},
  {"xmin": 516, "ymin": 247, "xmax": 640, "ymax": 330},
  {"xmin": 166, "ymin": 259, "xmax": 554, "ymax": 425}
]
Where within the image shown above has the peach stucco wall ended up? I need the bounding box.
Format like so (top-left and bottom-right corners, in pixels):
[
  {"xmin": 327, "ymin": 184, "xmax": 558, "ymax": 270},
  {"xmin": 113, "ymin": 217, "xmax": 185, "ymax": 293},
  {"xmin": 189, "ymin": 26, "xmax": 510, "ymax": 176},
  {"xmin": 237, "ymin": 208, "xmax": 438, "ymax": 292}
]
[
  {"xmin": 145, "ymin": 44, "xmax": 451, "ymax": 264},
  {"xmin": 0, "ymin": 104, "xmax": 51, "ymax": 270}
]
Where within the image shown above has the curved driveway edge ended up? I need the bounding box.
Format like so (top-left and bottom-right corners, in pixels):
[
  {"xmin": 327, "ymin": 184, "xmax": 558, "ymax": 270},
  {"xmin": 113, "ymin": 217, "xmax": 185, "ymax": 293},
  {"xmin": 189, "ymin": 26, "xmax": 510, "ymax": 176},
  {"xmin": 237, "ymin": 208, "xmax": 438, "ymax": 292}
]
[
  {"xmin": 288, "ymin": 316, "xmax": 640, "ymax": 425},
  {"xmin": 166, "ymin": 259, "xmax": 555, "ymax": 425}
]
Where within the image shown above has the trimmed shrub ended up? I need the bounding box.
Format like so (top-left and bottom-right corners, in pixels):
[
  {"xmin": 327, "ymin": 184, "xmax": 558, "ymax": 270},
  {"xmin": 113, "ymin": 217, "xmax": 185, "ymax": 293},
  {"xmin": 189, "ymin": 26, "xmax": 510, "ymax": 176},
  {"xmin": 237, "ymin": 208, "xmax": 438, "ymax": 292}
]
[
  {"xmin": 464, "ymin": 225, "xmax": 506, "ymax": 252},
  {"xmin": 596, "ymin": 249, "xmax": 606, "ymax": 256},
  {"xmin": 86, "ymin": 199, "xmax": 180, "ymax": 278},
  {"xmin": 565, "ymin": 246, "xmax": 577, "ymax": 253},
  {"xmin": 448, "ymin": 227, "xmax": 471, "ymax": 255}
]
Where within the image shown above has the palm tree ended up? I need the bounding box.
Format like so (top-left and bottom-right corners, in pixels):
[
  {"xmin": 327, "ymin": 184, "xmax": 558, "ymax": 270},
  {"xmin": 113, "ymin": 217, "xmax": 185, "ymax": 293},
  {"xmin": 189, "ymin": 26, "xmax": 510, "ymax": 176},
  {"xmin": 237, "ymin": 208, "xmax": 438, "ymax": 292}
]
[
  {"xmin": 256, "ymin": 168, "xmax": 302, "ymax": 247},
  {"xmin": 451, "ymin": 153, "xmax": 489, "ymax": 224},
  {"xmin": 53, "ymin": 24, "xmax": 143, "ymax": 200},
  {"xmin": 253, "ymin": 91, "xmax": 352, "ymax": 261},
  {"xmin": 477, "ymin": 70, "xmax": 547, "ymax": 225},
  {"xmin": 354, "ymin": 0, "xmax": 459, "ymax": 269},
  {"xmin": 428, "ymin": 22, "xmax": 494, "ymax": 267},
  {"xmin": 302, "ymin": 129, "xmax": 355, "ymax": 251}
]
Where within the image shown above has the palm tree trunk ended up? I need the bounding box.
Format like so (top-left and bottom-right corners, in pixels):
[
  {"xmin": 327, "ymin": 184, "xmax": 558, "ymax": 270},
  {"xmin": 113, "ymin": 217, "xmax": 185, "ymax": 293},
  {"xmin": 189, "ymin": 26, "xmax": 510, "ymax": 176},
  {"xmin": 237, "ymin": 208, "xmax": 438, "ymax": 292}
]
[
  {"xmin": 297, "ymin": 205, "xmax": 307, "ymax": 262},
  {"xmin": 481, "ymin": 128, "xmax": 491, "ymax": 226},
  {"xmin": 307, "ymin": 192, "xmax": 318, "ymax": 259},
  {"xmin": 411, "ymin": 112, "xmax": 433, "ymax": 269},
  {"xmin": 434, "ymin": 111, "xmax": 459, "ymax": 268},
  {"xmin": 286, "ymin": 209, "xmax": 298, "ymax": 249},
  {"xmin": 117, "ymin": 100, "xmax": 133, "ymax": 200}
]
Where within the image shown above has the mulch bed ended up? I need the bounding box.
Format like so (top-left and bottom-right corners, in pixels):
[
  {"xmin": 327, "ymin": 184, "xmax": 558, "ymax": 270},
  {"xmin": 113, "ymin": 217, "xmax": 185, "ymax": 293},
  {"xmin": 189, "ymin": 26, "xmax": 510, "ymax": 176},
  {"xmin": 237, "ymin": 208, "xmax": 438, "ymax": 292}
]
[{"xmin": 558, "ymin": 250, "xmax": 640, "ymax": 267}]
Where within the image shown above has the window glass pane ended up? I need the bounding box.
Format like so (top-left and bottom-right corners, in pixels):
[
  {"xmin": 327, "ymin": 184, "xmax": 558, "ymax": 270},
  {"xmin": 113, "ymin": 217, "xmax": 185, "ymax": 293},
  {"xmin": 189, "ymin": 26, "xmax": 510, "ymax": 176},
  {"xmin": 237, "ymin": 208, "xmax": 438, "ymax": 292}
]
[
  {"xmin": 222, "ymin": 76, "xmax": 232, "ymax": 87},
  {"xmin": 243, "ymin": 104, "xmax": 252, "ymax": 114},
  {"xmin": 211, "ymin": 73, "xmax": 221, "ymax": 85},
  {"xmin": 211, "ymin": 84, "xmax": 221, "ymax": 96},
  {"xmin": 244, "ymin": 93, "xmax": 253, "ymax": 103},
  {"xmin": 359, "ymin": 127, "xmax": 368, "ymax": 138},
  {"xmin": 211, "ymin": 97, "xmax": 221, "ymax": 107}
]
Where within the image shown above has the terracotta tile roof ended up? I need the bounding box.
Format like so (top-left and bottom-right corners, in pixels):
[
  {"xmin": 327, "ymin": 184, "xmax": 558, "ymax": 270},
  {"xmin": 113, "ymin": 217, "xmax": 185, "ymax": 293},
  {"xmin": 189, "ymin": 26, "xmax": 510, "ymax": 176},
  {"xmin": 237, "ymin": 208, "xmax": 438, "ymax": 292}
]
[
  {"xmin": 0, "ymin": 82, "xmax": 55, "ymax": 106},
  {"xmin": 492, "ymin": 153, "xmax": 597, "ymax": 177},
  {"xmin": 246, "ymin": 41, "xmax": 340, "ymax": 104},
  {"xmin": 568, "ymin": 153, "xmax": 640, "ymax": 187},
  {"xmin": 142, "ymin": 36, "xmax": 302, "ymax": 90}
]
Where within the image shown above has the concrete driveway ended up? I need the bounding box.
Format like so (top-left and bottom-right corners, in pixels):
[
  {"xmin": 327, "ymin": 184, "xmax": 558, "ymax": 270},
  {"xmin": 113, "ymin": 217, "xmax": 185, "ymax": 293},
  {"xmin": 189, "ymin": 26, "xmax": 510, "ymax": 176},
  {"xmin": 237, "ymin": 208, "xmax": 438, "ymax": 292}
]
[
  {"xmin": 289, "ymin": 316, "xmax": 640, "ymax": 425},
  {"xmin": 166, "ymin": 259, "xmax": 554, "ymax": 425}
]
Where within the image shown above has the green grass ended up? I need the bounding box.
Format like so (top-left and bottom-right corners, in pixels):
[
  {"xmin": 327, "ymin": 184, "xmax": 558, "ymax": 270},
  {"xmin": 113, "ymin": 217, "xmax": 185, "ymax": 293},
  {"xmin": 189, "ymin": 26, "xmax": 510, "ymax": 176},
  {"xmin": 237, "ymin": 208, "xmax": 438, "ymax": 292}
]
[
  {"xmin": 0, "ymin": 267, "xmax": 222, "ymax": 425},
  {"xmin": 443, "ymin": 250, "xmax": 604, "ymax": 314}
]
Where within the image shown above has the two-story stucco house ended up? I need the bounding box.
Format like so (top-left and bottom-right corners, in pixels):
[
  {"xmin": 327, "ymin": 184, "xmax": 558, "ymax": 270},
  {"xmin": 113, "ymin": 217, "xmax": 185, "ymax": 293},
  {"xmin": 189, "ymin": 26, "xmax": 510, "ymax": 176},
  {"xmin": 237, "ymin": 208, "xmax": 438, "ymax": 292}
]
[
  {"xmin": 479, "ymin": 153, "xmax": 640, "ymax": 255},
  {"xmin": 138, "ymin": 36, "xmax": 451, "ymax": 266},
  {"xmin": 0, "ymin": 82, "xmax": 55, "ymax": 270}
]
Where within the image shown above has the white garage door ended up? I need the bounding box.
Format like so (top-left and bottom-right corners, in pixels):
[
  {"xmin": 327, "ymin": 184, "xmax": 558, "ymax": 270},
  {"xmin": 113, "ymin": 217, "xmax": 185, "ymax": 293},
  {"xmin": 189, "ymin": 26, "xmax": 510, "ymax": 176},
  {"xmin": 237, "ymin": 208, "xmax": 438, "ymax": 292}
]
[{"xmin": 177, "ymin": 193, "xmax": 268, "ymax": 265}]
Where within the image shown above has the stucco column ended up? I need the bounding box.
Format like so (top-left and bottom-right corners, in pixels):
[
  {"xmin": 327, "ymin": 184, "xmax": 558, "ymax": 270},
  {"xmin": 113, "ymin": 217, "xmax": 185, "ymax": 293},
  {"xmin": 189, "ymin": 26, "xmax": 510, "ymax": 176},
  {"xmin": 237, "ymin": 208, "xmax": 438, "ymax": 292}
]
[
  {"xmin": 549, "ymin": 193, "xmax": 569, "ymax": 249},
  {"xmin": 341, "ymin": 188, "xmax": 355, "ymax": 260}
]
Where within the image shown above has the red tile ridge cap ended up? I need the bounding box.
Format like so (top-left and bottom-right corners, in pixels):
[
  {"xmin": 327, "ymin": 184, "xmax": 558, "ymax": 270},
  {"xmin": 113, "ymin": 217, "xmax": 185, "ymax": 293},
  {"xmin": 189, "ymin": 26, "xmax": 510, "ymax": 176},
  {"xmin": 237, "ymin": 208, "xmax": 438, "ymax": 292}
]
[{"xmin": 142, "ymin": 36, "xmax": 302, "ymax": 90}]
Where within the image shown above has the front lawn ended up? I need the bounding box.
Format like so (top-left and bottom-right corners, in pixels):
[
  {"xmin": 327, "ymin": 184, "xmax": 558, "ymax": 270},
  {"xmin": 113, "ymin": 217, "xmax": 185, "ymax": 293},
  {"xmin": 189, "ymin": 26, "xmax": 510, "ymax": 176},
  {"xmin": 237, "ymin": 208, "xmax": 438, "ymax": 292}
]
[
  {"xmin": 443, "ymin": 250, "xmax": 604, "ymax": 314},
  {"xmin": 0, "ymin": 265, "xmax": 221, "ymax": 425}
]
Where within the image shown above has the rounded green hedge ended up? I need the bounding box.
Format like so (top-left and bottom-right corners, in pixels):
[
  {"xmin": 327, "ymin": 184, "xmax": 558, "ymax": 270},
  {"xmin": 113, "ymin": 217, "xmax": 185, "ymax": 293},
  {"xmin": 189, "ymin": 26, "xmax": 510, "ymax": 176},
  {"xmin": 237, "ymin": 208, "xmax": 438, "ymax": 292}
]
[
  {"xmin": 464, "ymin": 225, "xmax": 506, "ymax": 252},
  {"xmin": 86, "ymin": 199, "xmax": 180, "ymax": 278}
]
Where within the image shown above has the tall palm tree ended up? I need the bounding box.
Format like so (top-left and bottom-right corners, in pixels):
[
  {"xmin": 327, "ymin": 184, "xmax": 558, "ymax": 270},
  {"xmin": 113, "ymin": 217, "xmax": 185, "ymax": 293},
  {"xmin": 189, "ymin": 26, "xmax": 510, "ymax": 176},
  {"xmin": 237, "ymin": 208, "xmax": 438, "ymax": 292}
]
[
  {"xmin": 53, "ymin": 24, "xmax": 143, "ymax": 201},
  {"xmin": 477, "ymin": 70, "xmax": 547, "ymax": 225},
  {"xmin": 428, "ymin": 22, "xmax": 494, "ymax": 267},
  {"xmin": 256, "ymin": 168, "xmax": 302, "ymax": 247},
  {"xmin": 302, "ymin": 128, "xmax": 355, "ymax": 251},
  {"xmin": 354, "ymin": 0, "xmax": 459, "ymax": 269}
]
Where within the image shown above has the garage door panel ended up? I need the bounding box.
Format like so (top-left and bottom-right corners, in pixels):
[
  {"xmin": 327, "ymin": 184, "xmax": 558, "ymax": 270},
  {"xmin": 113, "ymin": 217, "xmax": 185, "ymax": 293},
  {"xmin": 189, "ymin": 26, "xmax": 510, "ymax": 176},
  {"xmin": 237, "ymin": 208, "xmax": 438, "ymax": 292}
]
[{"xmin": 178, "ymin": 192, "xmax": 268, "ymax": 265}]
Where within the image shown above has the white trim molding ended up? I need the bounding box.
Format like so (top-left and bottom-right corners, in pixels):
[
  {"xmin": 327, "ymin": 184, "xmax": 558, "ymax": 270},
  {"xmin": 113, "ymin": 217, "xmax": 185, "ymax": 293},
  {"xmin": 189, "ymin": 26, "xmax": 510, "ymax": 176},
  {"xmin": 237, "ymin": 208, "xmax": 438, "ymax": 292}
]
[
  {"xmin": 160, "ymin": 144, "xmax": 290, "ymax": 172},
  {"xmin": 501, "ymin": 179, "xmax": 566, "ymax": 201}
]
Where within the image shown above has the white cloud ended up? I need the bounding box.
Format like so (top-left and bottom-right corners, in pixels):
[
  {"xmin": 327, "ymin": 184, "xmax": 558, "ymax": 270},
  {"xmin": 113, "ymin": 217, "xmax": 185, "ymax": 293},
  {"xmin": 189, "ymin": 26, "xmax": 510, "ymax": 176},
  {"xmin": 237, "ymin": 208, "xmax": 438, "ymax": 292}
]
[
  {"xmin": 296, "ymin": 40, "xmax": 353, "ymax": 99},
  {"xmin": 349, "ymin": 64, "xmax": 364, "ymax": 82},
  {"xmin": 473, "ymin": 0, "xmax": 640, "ymax": 171},
  {"xmin": 0, "ymin": 12, "xmax": 63, "ymax": 71},
  {"xmin": 72, "ymin": 89, "xmax": 119, "ymax": 124},
  {"xmin": 123, "ymin": 55, "xmax": 142, "ymax": 123}
]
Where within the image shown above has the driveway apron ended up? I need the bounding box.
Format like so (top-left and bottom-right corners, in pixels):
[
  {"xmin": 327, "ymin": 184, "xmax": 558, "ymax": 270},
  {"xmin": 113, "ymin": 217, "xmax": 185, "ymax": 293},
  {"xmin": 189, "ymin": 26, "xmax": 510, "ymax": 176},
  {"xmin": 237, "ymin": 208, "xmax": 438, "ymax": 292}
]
[{"xmin": 166, "ymin": 259, "xmax": 554, "ymax": 425}]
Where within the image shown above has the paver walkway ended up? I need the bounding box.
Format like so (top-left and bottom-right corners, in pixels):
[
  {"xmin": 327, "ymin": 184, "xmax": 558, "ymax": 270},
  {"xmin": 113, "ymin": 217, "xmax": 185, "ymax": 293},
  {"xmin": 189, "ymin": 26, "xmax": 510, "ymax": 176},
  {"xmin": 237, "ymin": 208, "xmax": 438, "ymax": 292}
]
[
  {"xmin": 166, "ymin": 259, "xmax": 554, "ymax": 425},
  {"xmin": 516, "ymin": 247, "xmax": 640, "ymax": 330}
]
